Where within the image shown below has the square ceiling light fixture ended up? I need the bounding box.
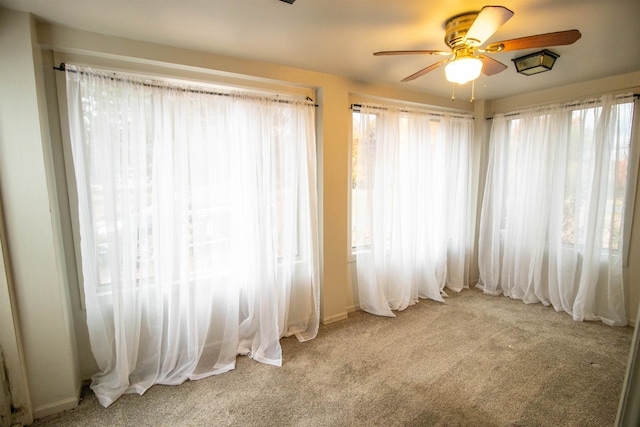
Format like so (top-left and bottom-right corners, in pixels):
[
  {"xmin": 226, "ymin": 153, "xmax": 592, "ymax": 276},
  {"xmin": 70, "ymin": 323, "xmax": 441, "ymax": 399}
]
[{"xmin": 512, "ymin": 50, "xmax": 559, "ymax": 76}]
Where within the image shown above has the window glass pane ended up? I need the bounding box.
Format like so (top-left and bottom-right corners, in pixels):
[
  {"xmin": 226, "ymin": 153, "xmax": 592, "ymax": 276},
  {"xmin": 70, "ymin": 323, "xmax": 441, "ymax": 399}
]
[
  {"xmin": 351, "ymin": 111, "xmax": 376, "ymax": 249},
  {"xmin": 504, "ymin": 101, "xmax": 633, "ymax": 252}
]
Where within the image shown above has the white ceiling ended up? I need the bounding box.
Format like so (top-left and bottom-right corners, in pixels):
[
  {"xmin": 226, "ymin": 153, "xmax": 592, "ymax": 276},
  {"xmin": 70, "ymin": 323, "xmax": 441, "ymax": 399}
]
[{"xmin": 2, "ymin": 0, "xmax": 639, "ymax": 100}]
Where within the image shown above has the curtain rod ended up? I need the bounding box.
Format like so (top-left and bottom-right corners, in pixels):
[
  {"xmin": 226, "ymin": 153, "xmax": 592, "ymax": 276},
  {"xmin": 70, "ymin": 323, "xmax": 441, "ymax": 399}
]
[
  {"xmin": 350, "ymin": 103, "xmax": 474, "ymax": 120},
  {"xmin": 53, "ymin": 63, "xmax": 317, "ymax": 107},
  {"xmin": 486, "ymin": 93, "xmax": 640, "ymax": 120}
]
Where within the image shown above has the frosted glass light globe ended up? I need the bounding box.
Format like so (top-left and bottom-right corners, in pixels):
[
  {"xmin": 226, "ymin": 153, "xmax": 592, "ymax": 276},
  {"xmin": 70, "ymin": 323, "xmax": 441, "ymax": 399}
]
[{"xmin": 445, "ymin": 57, "xmax": 483, "ymax": 84}]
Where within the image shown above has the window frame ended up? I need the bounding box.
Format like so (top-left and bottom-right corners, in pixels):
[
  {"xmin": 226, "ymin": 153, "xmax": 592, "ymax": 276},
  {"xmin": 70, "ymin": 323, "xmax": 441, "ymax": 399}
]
[
  {"xmin": 349, "ymin": 101, "xmax": 475, "ymax": 257},
  {"xmin": 498, "ymin": 98, "xmax": 637, "ymax": 260}
]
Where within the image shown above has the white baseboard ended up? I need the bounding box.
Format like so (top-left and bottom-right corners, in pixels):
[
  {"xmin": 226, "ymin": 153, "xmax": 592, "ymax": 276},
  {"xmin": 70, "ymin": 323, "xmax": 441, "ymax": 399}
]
[
  {"xmin": 346, "ymin": 304, "xmax": 360, "ymax": 313},
  {"xmin": 33, "ymin": 396, "xmax": 79, "ymax": 420},
  {"xmin": 321, "ymin": 311, "xmax": 348, "ymax": 325}
]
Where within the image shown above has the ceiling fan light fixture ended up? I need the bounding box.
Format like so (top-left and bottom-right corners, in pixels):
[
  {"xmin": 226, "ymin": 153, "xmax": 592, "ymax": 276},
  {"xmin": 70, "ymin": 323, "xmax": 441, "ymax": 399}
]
[
  {"xmin": 445, "ymin": 57, "xmax": 483, "ymax": 84},
  {"xmin": 512, "ymin": 49, "xmax": 559, "ymax": 75}
]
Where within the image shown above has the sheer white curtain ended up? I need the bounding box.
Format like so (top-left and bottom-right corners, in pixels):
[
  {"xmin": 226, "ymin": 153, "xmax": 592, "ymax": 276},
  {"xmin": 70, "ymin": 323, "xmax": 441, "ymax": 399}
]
[
  {"xmin": 352, "ymin": 104, "xmax": 473, "ymax": 317},
  {"xmin": 478, "ymin": 94, "xmax": 636, "ymax": 325},
  {"xmin": 65, "ymin": 66, "xmax": 320, "ymax": 407}
]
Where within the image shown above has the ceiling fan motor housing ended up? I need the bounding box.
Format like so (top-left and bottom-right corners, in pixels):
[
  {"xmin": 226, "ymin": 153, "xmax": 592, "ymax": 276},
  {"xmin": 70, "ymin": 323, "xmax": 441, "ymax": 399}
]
[{"xmin": 444, "ymin": 13, "xmax": 479, "ymax": 48}]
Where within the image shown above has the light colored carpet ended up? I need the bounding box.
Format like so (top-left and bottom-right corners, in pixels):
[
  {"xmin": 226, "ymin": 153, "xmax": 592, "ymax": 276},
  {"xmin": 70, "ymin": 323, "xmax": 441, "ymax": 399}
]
[{"xmin": 33, "ymin": 287, "xmax": 633, "ymax": 426}]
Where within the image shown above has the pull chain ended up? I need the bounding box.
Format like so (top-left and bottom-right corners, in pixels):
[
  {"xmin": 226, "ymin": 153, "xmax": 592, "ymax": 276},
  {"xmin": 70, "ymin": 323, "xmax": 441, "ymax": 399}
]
[
  {"xmin": 470, "ymin": 79, "xmax": 475, "ymax": 102},
  {"xmin": 451, "ymin": 83, "xmax": 455, "ymax": 102}
]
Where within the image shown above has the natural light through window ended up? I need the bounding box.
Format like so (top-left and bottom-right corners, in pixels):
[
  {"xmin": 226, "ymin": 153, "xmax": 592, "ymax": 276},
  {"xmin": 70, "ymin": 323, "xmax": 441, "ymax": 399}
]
[{"xmin": 504, "ymin": 102, "xmax": 633, "ymax": 252}]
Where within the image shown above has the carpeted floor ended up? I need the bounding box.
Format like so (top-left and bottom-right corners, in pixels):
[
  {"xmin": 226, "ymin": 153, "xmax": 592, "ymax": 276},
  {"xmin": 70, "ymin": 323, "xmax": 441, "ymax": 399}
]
[{"xmin": 33, "ymin": 287, "xmax": 633, "ymax": 426}]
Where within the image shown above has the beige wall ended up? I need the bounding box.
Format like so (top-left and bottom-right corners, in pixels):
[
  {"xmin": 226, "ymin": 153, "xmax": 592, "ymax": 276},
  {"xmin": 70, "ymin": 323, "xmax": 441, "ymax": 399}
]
[
  {"xmin": 0, "ymin": 6, "xmax": 638, "ymax": 417},
  {"xmin": 0, "ymin": 9, "xmax": 80, "ymax": 419},
  {"xmin": 0, "ymin": 190, "xmax": 32, "ymax": 425}
]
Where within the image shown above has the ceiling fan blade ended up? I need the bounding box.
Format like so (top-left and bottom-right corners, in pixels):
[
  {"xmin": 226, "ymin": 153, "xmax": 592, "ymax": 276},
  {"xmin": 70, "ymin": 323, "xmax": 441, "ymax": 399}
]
[
  {"xmin": 478, "ymin": 55, "xmax": 507, "ymax": 76},
  {"xmin": 401, "ymin": 61, "xmax": 447, "ymax": 82},
  {"xmin": 485, "ymin": 29, "xmax": 582, "ymax": 52},
  {"xmin": 465, "ymin": 6, "xmax": 514, "ymax": 46},
  {"xmin": 374, "ymin": 50, "xmax": 450, "ymax": 56}
]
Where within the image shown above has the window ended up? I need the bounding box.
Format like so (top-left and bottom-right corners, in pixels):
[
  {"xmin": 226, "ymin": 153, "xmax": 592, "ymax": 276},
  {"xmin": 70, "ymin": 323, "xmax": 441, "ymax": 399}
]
[
  {"xmin": 351, "ymin": 111, "xmax": 375, "ymax": 250},
  {"xmin": 351, "ymin": 110, "xmax": 448, "ymax": 251},
  {"xmin": 503, "ymin": 101, "xmax": 634, "ymax": 252},
  {"xmin": 564, "ymin": 104, "xmax": 633, "ymax": 251}
]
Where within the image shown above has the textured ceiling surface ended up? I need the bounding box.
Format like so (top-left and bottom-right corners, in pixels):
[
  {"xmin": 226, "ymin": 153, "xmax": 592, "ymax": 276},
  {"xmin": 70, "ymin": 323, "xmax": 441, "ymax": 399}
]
[{"xmin": 2, "ymin": 0, "xmax": 639, "ymax": 100}]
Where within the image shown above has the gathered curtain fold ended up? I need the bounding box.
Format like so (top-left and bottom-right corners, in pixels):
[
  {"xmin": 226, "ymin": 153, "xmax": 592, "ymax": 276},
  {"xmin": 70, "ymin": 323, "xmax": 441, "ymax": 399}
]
[
  {"xmin": 65, "ymin": 66, "xmax": 320, "ymax": 407},
  {"xmin": 478, "ymin": 94, "xmax": 636, "ymax": 325},
  {"xmin": 352, "ymin": 104, "xmax": 474, "ymax": 317}
]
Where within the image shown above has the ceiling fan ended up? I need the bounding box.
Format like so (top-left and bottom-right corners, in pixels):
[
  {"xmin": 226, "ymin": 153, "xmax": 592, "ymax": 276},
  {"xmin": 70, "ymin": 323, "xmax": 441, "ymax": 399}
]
[{"xmin": 374, "ymin": 5, "xmax": 581, "ymax": 90}]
